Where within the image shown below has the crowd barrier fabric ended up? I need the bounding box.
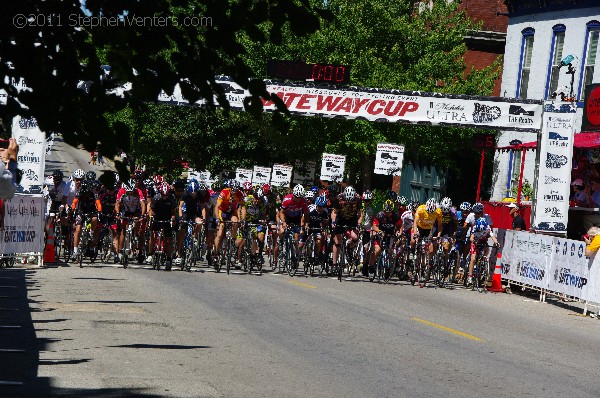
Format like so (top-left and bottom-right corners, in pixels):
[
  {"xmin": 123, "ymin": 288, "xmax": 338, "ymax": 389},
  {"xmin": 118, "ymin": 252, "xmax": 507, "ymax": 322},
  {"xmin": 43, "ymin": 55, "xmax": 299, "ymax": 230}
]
[{"xmin": 0, "ymin": 195, "xmax": 45, "ymax": 254}]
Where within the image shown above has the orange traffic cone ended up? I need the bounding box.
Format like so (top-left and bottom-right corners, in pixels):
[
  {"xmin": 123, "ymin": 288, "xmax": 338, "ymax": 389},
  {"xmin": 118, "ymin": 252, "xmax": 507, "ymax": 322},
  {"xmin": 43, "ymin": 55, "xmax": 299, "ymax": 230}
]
[
  {"xmin": 488, "ymin": 251, "xmax": 504, "ymax": 292},
  {"xmin": 44, "ymin": 224, "xmax": 56, "ymax": 263}
]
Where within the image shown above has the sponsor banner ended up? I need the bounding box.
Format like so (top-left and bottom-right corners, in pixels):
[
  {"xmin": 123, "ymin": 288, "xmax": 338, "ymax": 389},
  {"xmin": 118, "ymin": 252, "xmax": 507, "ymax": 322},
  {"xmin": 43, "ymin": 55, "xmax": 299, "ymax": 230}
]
[
  {"xmin": 187, "ymin": 169, "xmax": 210, "ymax": 182},
  {"xmin": 292, "ymin": 160, "xmax": 317, "ymax": 185},
  {"xmin": 549, "ymin": 237, "xmax": 591, "ymax": 299},
  {"xmin": 502, "ymin": 231, "xmax": 552, "ymax": 289},
  {"xmin": 582, "ymin": 83, "xmax": 600, "ymax": 132},
  {"xmin": 271, "ymin": 164, "xmax": 293, "ymax": 187},
  {"xmin": 320, "ymin": 153, "xmax": 345, "ymax": 181},
  {"xmin": 157, "ymin": 77, "xmax": 543, "ymax": 132},
  {"xmin": 532, "ymin": 109, "xmax": 576, "ymax": 233},
  {"xmin": 585, "ymin": 252, "xmax": 600, "ymax": 304},
  {"xmin": 374, "ymin": 143, "xmax": 404, "ymax": 175},
  {"xmin": 12, "ymin": 116, "xmax": 46, "ymax": 196},
  {"xmin": 235, "ymin": 168, "xmax": 253, "ymax": 185},
  {"xmin": 0, "ymin": 195, "xmax": 45, "ymax": 253},
  {"xmin": 252, "ymin": 166, "xmax": 271, "ymax": 186}
]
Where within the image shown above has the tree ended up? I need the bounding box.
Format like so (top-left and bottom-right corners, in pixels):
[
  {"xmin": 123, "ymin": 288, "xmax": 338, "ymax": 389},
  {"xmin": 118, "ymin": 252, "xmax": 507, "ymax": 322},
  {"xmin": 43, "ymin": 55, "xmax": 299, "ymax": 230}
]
[{"xmin": 0, "ymin": 0, "xmax": 328, "ymax": 156}]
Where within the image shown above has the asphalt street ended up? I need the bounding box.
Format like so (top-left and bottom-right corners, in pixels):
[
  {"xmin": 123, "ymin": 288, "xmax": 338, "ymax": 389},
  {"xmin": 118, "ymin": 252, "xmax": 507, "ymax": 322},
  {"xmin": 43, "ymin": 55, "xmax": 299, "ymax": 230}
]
[
  {"xmin": 1, "ymin": 261, "xmax": 599, "ymax": 398},
  {"xmin": 45, "ymin": 135, "xmax": 117, "ymax": 180}
]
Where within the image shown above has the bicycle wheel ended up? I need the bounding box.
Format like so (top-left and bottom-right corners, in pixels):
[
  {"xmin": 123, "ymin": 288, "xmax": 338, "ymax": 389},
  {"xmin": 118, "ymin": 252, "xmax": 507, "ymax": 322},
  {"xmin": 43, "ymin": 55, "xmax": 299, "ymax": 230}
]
[
  {"xmin": 243, "ymin": 241, "xmax": 251, "ymax": 273},
  {"xmin": 184, "ymin": 239, "xmax": 194, "ymax": 272},
  {"xmin": 338, "ymin": 239, "xmax": 345, "ymax": 281},
  {"xmin": 305, "ymin": 237, "xmax": 315, "ymax": 276},
  {"xmin": 286, "ymin": 235, "xmax": 297, "ymax": 277},
  {"xmin": 476, "ymin": 257, "xmax": 489, "ymax": 292},
  {"xmin": 365, "ymin": 249, "xmax": 376, "ymax": 282},
  {"xmin": 417, "ymin": 252, "xmax": 428, "ymax": 288},
  {"xmin": 381, "ymin": 253, "xmax": 393, "ymax": 284},
  {"xmin": 226, "ymin": 237, "xmax": 233, "ymax": 275},
  {"xmin": 429, "ymin": 252, "xmax": 443, "ymax": 287}
]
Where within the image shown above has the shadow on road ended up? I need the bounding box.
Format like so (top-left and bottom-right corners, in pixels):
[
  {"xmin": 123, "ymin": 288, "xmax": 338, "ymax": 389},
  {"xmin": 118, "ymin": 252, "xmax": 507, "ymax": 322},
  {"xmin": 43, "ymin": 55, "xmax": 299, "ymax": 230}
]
[{"xmin": 106, "ymin": 343, "xmax": 211, "ymax": 350}]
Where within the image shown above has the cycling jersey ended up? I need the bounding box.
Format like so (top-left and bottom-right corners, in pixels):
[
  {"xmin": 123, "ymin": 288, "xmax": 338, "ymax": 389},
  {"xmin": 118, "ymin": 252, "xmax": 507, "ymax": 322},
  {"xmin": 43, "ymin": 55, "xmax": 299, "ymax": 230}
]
[
  {"xmin": 117, "ymin": 188, "xmax": 144, "ymax": 215},
  {"xmin": 99, "ymin": 192, "xmax": 117, "ymax": 216},
  {"xmin": 244, "ymin": 195, "xmax": 265, "ymax": 223},
  {"xmin": 415, "ymin": 205, "xmax": 442, "ymax": 230},
  {"xmin": 180, "ymin": 191, "xmax": 207, "ymax": 218},
  {"xmin": 400, "ymin": 210, "xmax": 414, "ymax": 233},
  {"xmin": 372, "ymin": 211, "xmax": 401, "ymax": 235},
  {"xmin": 465, "ymin": 213, "xmax": 494, "ymax": 241},
  {"xmin": 152, "ymin": 193, "xmax": 176, "ymax": 220},
  {"xmin": 333, "ymin": 194, "xmax": 361, "ymax": 223},
  {"xmin": 217, "ymin": 188, "xmax": 244, "ymax": 213},
  {"xmin": 72, "ymin": 188, "xmax": 101, "ymax": 214},
  {"xmin": 438, "ymin": 209, "xmax": 458, "ymax": 236},
  {"xmin": 362, "ymin": 203, "xmax": 374, "ymax": 230},
  {"xmin": 307, "ymin": 204, "xmax": 329, "ymax": 229},
  {"xmin": 64, "ymin": 180, "xmax": 79, "ymax": 207},
  {"xmin": 281, "ymin": 194, "xmax": 309, "ymax": 220}
]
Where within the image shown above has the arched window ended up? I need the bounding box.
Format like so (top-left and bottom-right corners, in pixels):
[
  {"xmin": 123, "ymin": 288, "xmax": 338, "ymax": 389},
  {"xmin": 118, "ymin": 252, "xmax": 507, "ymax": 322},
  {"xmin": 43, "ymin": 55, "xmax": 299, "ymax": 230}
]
[
  {"xmin": 545, "ymin": 24, "xmax": 566, "ymax": 99},
  {"xmin": 516, "ymin": 28, "xmax": 535, "ymax": 99},
  {"xmin": 579, "ymin": 21, "xmax": 600, "ymax": 100}
]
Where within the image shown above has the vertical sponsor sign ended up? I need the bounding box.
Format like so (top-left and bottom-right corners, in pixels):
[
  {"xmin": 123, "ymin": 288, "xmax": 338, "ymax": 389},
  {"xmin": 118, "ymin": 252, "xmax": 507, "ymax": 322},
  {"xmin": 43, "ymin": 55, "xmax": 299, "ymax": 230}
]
[
  {"xmin": 292, "ymin": 160, "xmax": 317, "ymax": 185},
  {"xmin": 271, "ymin": 164, "xmax": 293, "ymax": 187},
  {"xmin": 0, "ymin": 195, "xmax": 45, "ymax": 253},
  {"xmin": 252, "ymin": 166, "xmax": 271, "ymax": 185},
  {"xmin": 532, "ymin": 110, "xmax": 576, "ymax": 233},
  {"xmin": 374, "ymin": 143, "xmax": 404, "ymax": 175},
  {"xmin": 320, "ymin": 153, "xmax": 345, "ymax": 181},
  {"xmin": 12, "ymin": 116, "xmax": 46, "ymax": 196},
  {"xmin": 235, "ymin": 168, "xmax": 253, "ymax": 185}
]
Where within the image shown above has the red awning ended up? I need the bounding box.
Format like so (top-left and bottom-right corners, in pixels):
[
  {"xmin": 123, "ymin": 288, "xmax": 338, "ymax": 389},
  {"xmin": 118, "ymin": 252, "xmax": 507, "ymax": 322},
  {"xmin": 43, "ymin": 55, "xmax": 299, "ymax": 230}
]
[{"xmin": 495, "ymin": 132, "xmax": 600, "ymax": 151}]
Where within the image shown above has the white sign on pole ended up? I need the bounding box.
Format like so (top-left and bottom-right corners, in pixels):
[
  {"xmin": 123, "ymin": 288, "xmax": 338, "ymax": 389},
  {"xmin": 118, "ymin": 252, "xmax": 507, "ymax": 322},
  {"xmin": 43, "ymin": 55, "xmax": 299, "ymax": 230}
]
[
  {"xmin": 504, "ymin": 231, "xmax": 551, "ymax": 289},
  {"xmin": 12, "ymin": 116, "xmax": 46, "ymax": 196},
  {"xmin": 252, "ymin": 166, "xmax": 271, "ymax": 185},
  {"xmin": 271, "ymin": 164, "xmax": 293, "ymax": 187},
  {"xmin": 197, "ymin": 171, "xmax": 211, "ymax": 182},
  {"xmin": 0, "ymin": 195, "xmax": 45, "ymax": 253},
  {"xmin": 187, "ymin": 168, "xmax": 198, "ymax": 182},
  {"xmin": 374, "ymin": 143, "xmax": 404, "ymax": 176},
  {"xmin": 532, "ymin": 109, "xmax": 576, "ymax": 234},
  {"xmin": 293, "ymin": 160, "xmax": 317, "ymax": 185},
  {"xmin": 320, "ymin": 153, "xmax": 345, "ymax": 181},
  {"xmin": 235, "ymin": 168, "xmax": 253, "ymax": 185},
  {"xmin": 548, "ymin": 237, "xmax": 589, "ymax": 299}
]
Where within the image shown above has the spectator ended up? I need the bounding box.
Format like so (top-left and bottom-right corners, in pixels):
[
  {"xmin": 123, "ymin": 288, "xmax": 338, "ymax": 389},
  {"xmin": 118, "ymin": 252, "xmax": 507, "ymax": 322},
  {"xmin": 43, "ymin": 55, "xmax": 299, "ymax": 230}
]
[
  {"xmin": 584, "ymin": 227, "xmax": 600, "ymax": 257},
  {"xmin": 0, "ymin": 138, "xmax": 19, "ymax": 229},
  {"xmin": 571, "ymin": 179, "xmax": 589, "ymax": 207},
  {"xmin": 507, "ymin": 203, "xmax": 527, "ymax": 231},
  {"xmin": 572, "ymin": 156, "xmax": 599, "ymax": 186},
  {"xmin": 583, "ymin": 179, "xmax": 600, "ymax": 231},
  {"xmin": 89, "ymin": 151, "xmax": 97, "ymax": 165}
]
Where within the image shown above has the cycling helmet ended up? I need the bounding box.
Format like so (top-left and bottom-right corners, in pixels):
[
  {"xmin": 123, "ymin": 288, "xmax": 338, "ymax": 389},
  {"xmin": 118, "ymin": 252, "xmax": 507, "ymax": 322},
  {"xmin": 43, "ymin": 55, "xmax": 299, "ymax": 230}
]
[
  {"xmin": 72, "ymin": 169, "xmax": 85, "ymax": 179},
  {"xmin": 407, "ymin": 201, "xmax": 418, "ymax": 212},
  {"xmin": 133, "ymin": 169, "xmax": 144, "ymax": 180},
  {"xmin": 230, "ymin": 179, "xmax": 241, "ymax": 191},
  {"xmin": 344, "ymin": 186, "xmax": 356, "ymax": 200},
  {"xmin": 158, "ymin": 182, "xmax": 170, "ymax": 196},
  {"xmin": 85, "ymin": 171, "xmax": 96, "ymax": 181},
  {"xmin": 153, "ymin": 175, "xmax": 164, "ymax": 185},
  {"xmin": 310, "ymin": 186, "xmax": 319, "ymax": 193},
  {"xmin": 362, "ymin": 190, "xmax": 373, "ymax": 200},
  {"xmin": 254, "ymin": 188, "xmax": 264, "ymax": 199},
  {"xmin": 143, "ymin": 178, "xmax": 153, "ymax": 188},
  {"xmin": 262, "ymin": 183, "xmax": 271, "ymax": 195},
  {"xmin": 125, "ymin": 179, "xmax": 136, "ymax": 192},
  {"xmin": 387, "ymin": 190, "xmax": 398, "ymax": 202},
  {"xmin": 396, "ymin": 196, "xmax": 408, "ymax": 206},
  {"xmin": 315, "ymin": 195, "xmax": 327, "ymax": 207},
  {"xmin": 472, "ymin": 202, "xmax": 484, "ymax": 213},
  {"xmin": 327, "ymin": 184, "xmax": 338, "ymax": 196},
  {"xmin": 383, "ymin": 199, "xmax": 394, "ymax": 212},
  {"xmin": 187, "ymin": 179, "xmax": 199, "ymax": 193},
  {"xmin": 305, "ymin": 190, "xmax": 316, "ymax": 200},
  {"xmin": 292, "ymin": 184, "xmax": 305, "ymax": 198},
  {"xmin": 425, "ymin": 198, "xmax": 437, "ymax": 213},
  {"xmin": 460, "ymin": 202, "xmax": 472, "ymax": 212},
  {"xmin": 198, "ymin": 182, "xmax": 208, "ymax": 193},
  {"xmin": 440, "ymin": 197, "xmax": 452, "ymax": 212},
  {"xmin": 211, "ymin": 179, "xmax": 222, "ymax": 192},
  {"xmin": 52, "ymin": 170, "xmax": 64, "ymax": 181},
  {"xmin": 243, "ymin": 181, "xmax": 252, "ymax": 191}
]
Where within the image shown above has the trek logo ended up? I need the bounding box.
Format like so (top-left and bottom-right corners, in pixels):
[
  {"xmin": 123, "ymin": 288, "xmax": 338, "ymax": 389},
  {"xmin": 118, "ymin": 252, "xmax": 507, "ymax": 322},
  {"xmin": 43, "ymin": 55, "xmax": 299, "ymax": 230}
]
[
  {"xmin": 472, "ymin": 103, "xmax": 501, "ymax": 124},
  {"xmin": 509, "ymin": 105, "xmax": 535, "ymax": 116}
]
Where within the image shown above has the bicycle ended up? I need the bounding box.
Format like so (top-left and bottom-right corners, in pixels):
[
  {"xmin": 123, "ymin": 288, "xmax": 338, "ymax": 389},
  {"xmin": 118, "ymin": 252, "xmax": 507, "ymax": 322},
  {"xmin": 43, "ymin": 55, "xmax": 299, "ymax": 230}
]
[
  {"xmin": 119, "ymin": 216, "xmax": 140, "ymax": 269},
  {"xmin": 280, "ymin": 224, "xmax": 301, "ymax": 277},
  {"xmin": 181, "ymin": 220, "xmax": 203, "ymax": 272},
  {"xmin": 266, "ymin": 225, "xmax": 277, "ymax": 271},
  {"xmin": 240, "ymin": 222, "xmax": 266, "ymax": 275},
  {"xmin": 334, "ymin": 225, "xmax": 357, "ymax": 282},
  {"xmin": 78, "ymin": 213, "xmax": 97, "ymax": 268},
  {"xmin": 302, "ymin": 227, "xmax": 326, "ymax": 276},
  {"xmin": 413, "ymin": 236, "xmax": 434, "ymax": 288},
  {"xmin": 215, "ymin": 220, "xmax": 238, "ymax": 274},
  {"xmin": 98, "ymin": 222, "xmax": 114, "ymax": 263},
  {"xmin": 471, "ymin": 243, "xmax": 498, "ymax": 292},
  {"xmin": 151, "ymin": 220, "xmax": 173, "ymax": 271},
  {"xmin": 372, "ymin": 233, "xmax": 396, "ymax": 284}
]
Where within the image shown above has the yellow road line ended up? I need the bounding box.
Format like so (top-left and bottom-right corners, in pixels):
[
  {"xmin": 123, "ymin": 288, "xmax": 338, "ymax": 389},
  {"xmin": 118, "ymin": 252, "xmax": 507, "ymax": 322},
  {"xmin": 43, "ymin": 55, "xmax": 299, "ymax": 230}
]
[
  {"xmin": 288, "ymin": 280, "xmax": 317, "ymax": 289},
  {"xmin": 410, "ymin": 317, "xmax": 483, "ymax": 341}
]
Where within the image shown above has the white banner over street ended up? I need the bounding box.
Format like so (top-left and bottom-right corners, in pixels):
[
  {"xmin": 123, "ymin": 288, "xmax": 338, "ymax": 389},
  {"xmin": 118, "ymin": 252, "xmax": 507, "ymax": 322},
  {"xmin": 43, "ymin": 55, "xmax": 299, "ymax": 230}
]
[
  {"xmin": 374, "ymin": 143, "xmax": 404, "ymax": 176},
  {"xmin": 0, "ymin": 195, "xmax": 45, "ymax": 253},
  {"xmin": 292, "ymin": 160, "xmax": 317, "ymax": 185},
  {"xmin": 188, "ymin": 169, "xmax": 210, "ymax": 183},
  {"xmin": 235, "ymin": 168, "xmax": 253, "ymax": 185},
  {"xmin": 158, "ymin": 77, "xmax": 543, "ymax": 132},
  {"xmin": 532, "ymin": 109, "xmax": 577, "ymax": 233},
  {"xmin": 271, "ymin": 164, "xmax": 293, "ymax": 187},
  {"xmin": 320, "ymin": 153, "xmax": 345, "ymax": 182},
  {"xmin": 252, "ymin": 166, "xmax": 271, "ymax": 186},
  {"xmin": 12, "ymin": 116, "xmax": 46, "ymax": 196}
]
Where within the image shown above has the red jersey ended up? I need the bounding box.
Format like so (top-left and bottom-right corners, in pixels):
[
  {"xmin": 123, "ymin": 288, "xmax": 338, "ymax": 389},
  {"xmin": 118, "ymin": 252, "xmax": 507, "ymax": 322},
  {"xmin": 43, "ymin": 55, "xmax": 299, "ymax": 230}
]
[
  {"xmin": 217, "ymin": 188, "xmax": 244, "ymax": 213},
  {"xmin": 281, "ymin": 194, "xmax": 308, "ymax": 219}
]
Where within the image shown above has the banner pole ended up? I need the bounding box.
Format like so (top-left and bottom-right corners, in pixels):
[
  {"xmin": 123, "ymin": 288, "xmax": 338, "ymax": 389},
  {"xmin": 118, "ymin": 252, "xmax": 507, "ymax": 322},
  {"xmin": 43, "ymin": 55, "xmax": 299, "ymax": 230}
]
[
  {"xmin": 516, "ymin": 148, "xmax": 527, "ymax": 204},
  {"xmin": 476, "ymin": 150, "xmax": 485, "ymax": 202}
]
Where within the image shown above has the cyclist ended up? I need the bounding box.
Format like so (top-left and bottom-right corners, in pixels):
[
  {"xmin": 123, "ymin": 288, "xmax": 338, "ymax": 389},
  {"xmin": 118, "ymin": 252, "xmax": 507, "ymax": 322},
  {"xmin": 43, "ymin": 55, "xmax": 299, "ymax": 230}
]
[
  {"xmin": 235, "ymin": 190, "xmax": 267, "ymax": 267},
  {"xmin": 177, "ymin": 179, "xmax": 204, "ymax": 265},
  {"xmin": 115, "ymin": 179, "xmax": 146, "ymax": 263},
  {"xmin": 98, "ymin": 180, "xmax": 118, "ymax": 262},
  {"xmin": 368, "ymin": 199, "xmax": 402, "ymax": 273},
  {"xmin": 438, "ymin": 197, "xmax": 458, "ymax": 270},
  {"xmin": 263, "ymin": 183, "xmax": 283, "ymax": 268},
  {"xmin": 214, "ymin": 179, "xmax": 246, "ymax": 261},
  {"xmin": 412, "ymin": 198, "xmax": 443, "ymax": 260},
  {"xmin": 279, "ymin": 184, "xmax": 309, "ymax": 264},
  {"xmin": 455, "ymin": 201, "xmax": 472, "ymax": 281},
  {"xmin": 465, "ymin": 202, "xmax": 499, "ymax": 286},
  {"xmin": 70, "ymin": 179, "xmax": 102, "ymax": 261},
  {"xmin": 147, "ymin": 182, "xmax": 177, "ymax": 269},
  {"xmin": 204, "ymin": 178, "xmax": 222, "ymax": 266},
  {"xmin": 395, "ymin": 195, "xmax": 408, "ymax": 215},
  {"xmin": 331, "ymin": 186, "xmax": 362, "ymax": 273},
  {"xmin": 45, "ymin": 170, "xmax": 68, "ymax": 234},
  {"xmin": 401, "ymin": 201, "xmax": 418, "ymax": 255},
  {"xmin": 360, "ymin": 190, "xmax": 375, "ymax": 276},
  {"xmin": 305, "ymin": 189, "xmax": 316, "ymax": 205},
  {"xmin": 305, "ymin": 195, "xmax": 329, "ymax": 264}
]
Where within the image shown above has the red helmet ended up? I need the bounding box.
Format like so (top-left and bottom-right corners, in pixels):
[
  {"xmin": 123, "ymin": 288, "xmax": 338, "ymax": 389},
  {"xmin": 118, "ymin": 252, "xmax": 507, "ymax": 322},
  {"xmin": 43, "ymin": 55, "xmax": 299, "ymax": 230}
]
[
  {"xmin": 262, "ymin": 183, "xmax": 271, "ymax": 195},
  {"xmin": 153, "ymin": 175, "xmax": 164, "ymax": 185},
  {"xmin": 158, "ymin": 182, "xmax": 170, "ymax": 196},
  {"xmin": 243, "ymin": 181, "xmax": 252, "ymax": 191}
]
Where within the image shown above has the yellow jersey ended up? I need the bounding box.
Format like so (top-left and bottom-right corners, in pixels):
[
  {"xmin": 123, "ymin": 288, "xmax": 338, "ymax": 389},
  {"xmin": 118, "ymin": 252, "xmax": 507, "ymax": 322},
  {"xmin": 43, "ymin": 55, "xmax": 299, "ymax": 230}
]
[{"xmin": 415, "ymin": 205, "xmax": 442, "ymax": 230}]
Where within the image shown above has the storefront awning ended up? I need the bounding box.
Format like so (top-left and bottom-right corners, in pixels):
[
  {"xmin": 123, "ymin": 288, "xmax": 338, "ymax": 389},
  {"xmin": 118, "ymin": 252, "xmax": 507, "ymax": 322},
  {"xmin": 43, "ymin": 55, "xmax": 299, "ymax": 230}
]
[{"xmin": 495, "ymin": 132, "xmax": 600, "ymax": 151}]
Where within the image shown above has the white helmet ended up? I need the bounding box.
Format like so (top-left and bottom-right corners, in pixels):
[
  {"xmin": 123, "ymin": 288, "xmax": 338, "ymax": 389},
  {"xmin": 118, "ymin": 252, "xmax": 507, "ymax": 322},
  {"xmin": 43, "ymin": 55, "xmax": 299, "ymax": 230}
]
[
  {"xmin": 472, "ymin": 202, "xmax": 484, "ymax": 213},
  {"xmin": 440, "ymin": 197, "xmax": 452, "ymax": 212},
  {"xmin": 72, "ymin": 169, "xmax": 85, "ymax": 179},
  {"xmin": 362, "ymin": 190, "xmax": 373, "ymax": 200},
  {"xmin": 292, "ymin": 184, "xmax": 305, "ymax": 198},
  {"xmin": 425, "ymin": 198, "xmax": 437, "ymax": 213},
  {"xmin": 305, "ymin": 190, "xmax": 316, "ymax": 200},
  {"xmin": 344, "ymin": 186, "xmax": 356, "ymax": 200}
]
